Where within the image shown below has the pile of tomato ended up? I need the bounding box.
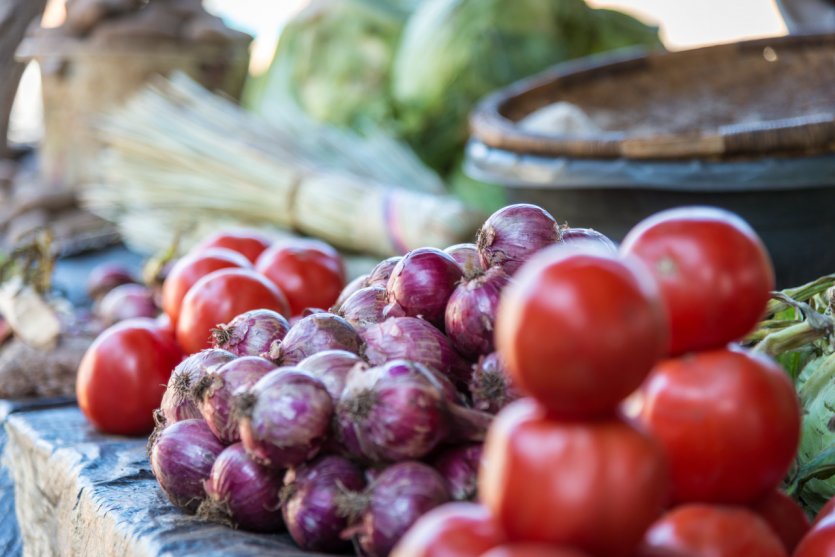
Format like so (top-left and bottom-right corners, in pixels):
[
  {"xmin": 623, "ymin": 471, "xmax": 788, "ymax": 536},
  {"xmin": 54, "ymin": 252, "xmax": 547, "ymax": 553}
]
[
  {"xmin": 393, "ymin": 207, "xmax": 834, "ymax": 557},
  {"xmin": 75, "ymin": 230, "xmax": 346, "ymax": 436}
]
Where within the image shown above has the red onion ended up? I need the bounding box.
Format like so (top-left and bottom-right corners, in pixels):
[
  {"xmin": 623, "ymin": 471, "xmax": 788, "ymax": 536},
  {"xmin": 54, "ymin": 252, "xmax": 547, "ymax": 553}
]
[
  {"xmin": 348, "ymin": 461, "xmax": 450, "ymax": 557},
  {"xmin": 560, "ymin": 227, "xmax": 617, "ymax": 252},
  {"xmin": 282, "ymin": 455, "xmax": 367, "ymax": 552},
  {"xmin": 338, "ymin": 285, "xmax": 405, "ymax": 331},
  {"xmin": 335, "ymin": 360, "xmax": 491, "ymax": 463},
  {"xmin": 297, "ymin": 350, "xmax": 365, "ymax": 401},
  {"xmin": 199, "ymin": 443, "xmax": 284, "ymax": 532},
  {"xmin": 268, "ymin": 313, "xmax": 362, "ymax": 366},
  {"xmin": 444, "ymin": 243, "xmax": 483, "ymax": 279},
  {"xmin": 236, "ymin": 368, "xmax": 333, "ymax": 468},
  {"xmin": 476, "ymin": 204, "xmax": 561, "ymax": 276},
  {"xmin": 193, "ymin": 356, "xmax": 276, "ymax": 444},
  {"xmin": 361, "ymin": 317, "xmax": 471, "ymax": 387},
  {"xmin": 149, "ymin": 419, "xmax": 225, "ymax": 513},
  {"xmin": 158, "ymin": 349, "xmax": 236, "ymax": 427},
  {"xmin": 333, "ymin": 274, "xmax": 369, "ymax": 311},
  {"xmin": 211, "ymin": 309, "xmax": 290, "ymax": 357},
  {"xmin": 97, "ymin": 283, "xmax": 158, "ymax": 326},
  {"xmin": 444, "ymin": 267, "xmax": 511, "ymax": 359},
  {"xmin": 86, "ymin": 262, "xmax": 136, "ymax": 300},
  {"xmin": 386, "ymin": 248, "xmax": 463, "ymax": 329},
  {"xmin": 431, "ymin": 444, "xmax": 483, "ymax": 501},
  {"xmin": 469, "ymin": 353, "xmax": 520, "ymax": 414},
  {"xmin": 367, "ymin": 256, "xmax": 402, "ymax": 286}
]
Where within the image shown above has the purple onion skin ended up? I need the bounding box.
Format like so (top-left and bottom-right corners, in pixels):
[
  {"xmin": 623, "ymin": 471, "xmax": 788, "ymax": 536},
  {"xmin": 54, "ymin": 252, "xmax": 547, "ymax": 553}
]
[
  {"xmin": 97, "ymin": 283, "xmax": 158, "ymax": 326},
  {"xmin": 211, "ymin": 309, "xmax": 290, "ymax": 357},
  {"xmin": 469, "ymin": 352, "xmax": 521, "ymax": 414},
  {"xmin": 333, "ymin": 274, "xmax": 369, "ymax": 311},
  {"xmin": 194, "ymin": 356, "xmax": 276, "ymax": 444},
  {"xmin": 560, "ymin": 226, "xmax": 618, "ymax": 252},
  {"xmin": 282, "ymin": 455, "xmax": 366, "ymax": 552},
  {"xmin": 444, "ymin": 243, "xmax": 483, "ymax": 279},
  {"xmin": 159, "ymin": 349, "xmax": 236, "ymax": 426},
  {"xmin": 431, "ymin": 444, "xmax": 483, "ymax": 502},
  {"xmin": 201, "ymin": 443, "xmax": 284, "ymax": 532},
  {"xmin": 386, "ymin": 248, "xmax": 463, "ymax": 329},
  {"xmin": 367, "ymin": 256, "xmax": 402, "ymax": 287},
  {"xmin": 237, "ymin": 369, "xmax": 333, "ymax": 469},
  {"xmin": 269, "ymin": 313, "xmax": 362, "ymax": 366},
  {"xmin": 356, "ymin": 461, "xmax": 450, "ymax": 557},
  {"xmin": 297, "ymin": 350, "xmax": 364, "ymax": 401},
  {"xmin": 476, "ymin": 203, "xmax": 561, "ymax": 276},
  {"xmin": 149, "ymin": 419, "xmax": 225, "ymax": 513},
  {"xmin": 338, "ymin": 285, "xmax": 406, "ymax": 331},
  {"xmin": 444, "ymin": 267, "xmax": 511, "ymax": 359},
  {"xmin": 87, "ymin": 262, "xmax": 136, "ymax": 300},
  {"xmin": 360, "ymin": 317, "xmax": 471, "ymax": 388}
]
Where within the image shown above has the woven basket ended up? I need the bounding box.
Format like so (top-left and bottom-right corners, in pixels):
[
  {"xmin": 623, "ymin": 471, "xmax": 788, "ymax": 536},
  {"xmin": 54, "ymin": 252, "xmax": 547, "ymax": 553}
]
[{"xmin": 471, "ymin": 33, "xmax": 835, "ymax": 161}]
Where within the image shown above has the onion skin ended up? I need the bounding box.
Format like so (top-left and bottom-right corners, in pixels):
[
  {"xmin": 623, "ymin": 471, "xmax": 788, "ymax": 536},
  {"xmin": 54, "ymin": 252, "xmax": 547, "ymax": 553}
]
[
  {"xmin": 97, "ymin": 283, "xmax": 158, "ymax": 326},
  {"xmin": 361, "ymin": 317, "xmax": 472, "ymax": 388},
  {"xmin": 158, "ymin": 349, "xmax": 236, "ymax": 427},
  {"xmin": 211, "ymin": 309, "xmax": 290, "ymax": 357},
  {"xmin": 338, "ymin": 285, "xmax": 405, "ymax": 331},
  {"xmin": 87, "ymin": 263, "xmax": 136, "ymax": 300},
  {"xmin": 386, "ymin": 248, "xmax": 463, "ymax": 329},
  {"xmin": 354, "ymin": 461, "xmax": 451, "ymax": 557},
  {"xmin": 431, "ymin": 444, "xmax": 483, "ymax": 502},
  {"xmin": 236, "ymin": 369, "xmax": 333, "ymax": 469},
  {"xmin": 297, "ymin": 350, "xmax": 365, "ymax": 401},
  {"xmin": 193, "ymin": 356, "xmax": 276, "ymax": 444},
  {"xmin": 367, "ymin": 256, "xmax": 402, "ymax": 286},
  {"xmin": 333, "ymin": 274, "xmax": 369, "ymax": 311},
  {"xmin": 469, "ymin": 353, "xmax": 521, "ymax": 414},
  {"xmin": 200, "ymin": 443, "xmax": 284, "ymax": 532},
  {"xmin": 444, "ymin": 243, "xmax": 483, "ymax": 279},
  {"xmin": 149, "ymin": 419, "xmax": 225, "ymax": 513},
  {"xmin": 269, "ymin": 313, "xmax": 362, "ymax": 366},
  {"xmin": 477, "ymin": 204, "xmax": 561, "ymax": 276},
  {"xmin": 282, "ymin": 455, "xmax": 367, "ymax": 552},
  {"xmin": 560, "ymin": 227, "xmax": 617, "ymax": 252},
  {"xmin": 444, "ymin": 267, "xmax": 511, "ymax": 359}
]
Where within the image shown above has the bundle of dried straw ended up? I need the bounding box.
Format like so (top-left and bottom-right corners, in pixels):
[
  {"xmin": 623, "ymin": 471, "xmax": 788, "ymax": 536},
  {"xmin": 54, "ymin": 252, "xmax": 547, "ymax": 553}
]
[{"xmin": 83, "ymin": 73, "xmax": 484, "ymax": 256}]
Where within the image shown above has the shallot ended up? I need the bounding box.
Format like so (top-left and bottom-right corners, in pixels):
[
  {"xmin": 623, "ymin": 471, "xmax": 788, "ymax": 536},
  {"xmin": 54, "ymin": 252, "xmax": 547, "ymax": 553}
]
[
  {"xmin": 444, "ymin": 243, "xmax": 483, "ymax": 278},
  {"xmin": 444, "ymin": 267, "xmax": 511, "ymax": 359},
  {"xmin": 477, "ymin": 204, "xmax": 561, "ymax": 275},
  {"xmin": 386, "ymin": 248, "xmax": 463, "ymax": 329},
  {"xmin": 97, "ymin": 283, "xmax": 158, "ymax": 326},
  {"xmin": 211, "ymin": 309, "xmax": 290, "ymax": 357},
  {"xmin": 338, "ymin": 285, "xmax": 405, "ymax": 331},
  {"xmin": 297, "ymin": 350, "xmax": 364, "ymax": 401},
  {"xmin": 158, "ymin": 349, "xmax": 236, "ymax": 426},
  {"xmin": 367, "ymin": 256, "xmax": 402, "ymax": 286},
  {"xmin": 269, "ymin": 313, "xmax": 362, "ymax": 366},
  {"xmin": 469, "ymin": 353, "xmax": 520, "ymax": 414},
  {"xmin": 431, "ymin": 444, "xmax": 483, "ymax": 501}
]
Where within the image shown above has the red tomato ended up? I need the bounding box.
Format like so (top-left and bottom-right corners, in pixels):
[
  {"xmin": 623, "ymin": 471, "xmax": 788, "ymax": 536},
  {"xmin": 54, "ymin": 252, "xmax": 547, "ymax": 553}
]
[
  {"xmin": 813, "ymin": 498, "xmax": 835, "ymax": 527},
  {"xmin": 193, "ymin": 228, "xmax": 274, "ymax": 263},
  {"xmin": 795, "ymin": 515, "xmax": 835, "ymax": 557},
  {"xmin": 76, "ymin": 318, "xmax": 182, "ymax": 436},
  {"xmin": 481, "ymin": 544, "xmax": 590, "ymax": 557},
  {"xmin": 495, "ymin": 246, "xmax": 668, "ymax": 418},
  {"xmin": 391, "ymin": 503, "xmax": 506, "ymax": 557},
  {"xmin": 750, "ymin": 490, "xmax": 810, "ymax": 553},
  {"xmin": 176, "ymin": 268, "xmax": 290, "ymax": 354},
  {"xmin": 479, "ymin": 399, "xmax": 669, "ymax": 557},
  {"xmin": 161, "ymin": 247, "xmax": 251, "ymax": 325},
  {"xmin": 639, "ymin": 347, "xmax": 800, "ymax": 504},
  {"xmin": 639, "ymin": 504, "xmax": 787, "ymax": 557},
  {"xmin": 620, "ymin": 207, "xmax": 774, "ymax": 356},
  {"xmin": 255, "ymin": 239, "xmax": 345, "ymax": 316}
]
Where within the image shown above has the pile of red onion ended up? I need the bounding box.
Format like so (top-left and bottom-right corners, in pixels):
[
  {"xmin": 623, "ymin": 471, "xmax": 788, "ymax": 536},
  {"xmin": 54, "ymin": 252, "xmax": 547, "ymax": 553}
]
[{"xmin": 148, "ymin": 203, "xmax": 614, "ymax": 555}]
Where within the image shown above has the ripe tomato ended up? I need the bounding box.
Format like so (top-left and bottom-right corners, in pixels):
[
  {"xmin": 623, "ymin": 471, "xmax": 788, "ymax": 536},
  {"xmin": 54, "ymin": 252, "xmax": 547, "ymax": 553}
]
[
  {"xmin": 161, "ymin": 247, "xmax": 251, "ymax": 325},
  {"xmin": 481, "ymin": 544, "xmax": 590, "ymax": 557},
  {"xmin": 255, "ymin": 239, "xmax": 345, "ymax": 316},
  {"xmin": 639, "ymin": 347, "xmax": 800, "ymax": 504},
  {"xmin": 750, "ymin": 490, "xmax": 810, "ymax": 553},
  {"xmin": 495, "ymin": 247, "xmax": 668, "ymax": 418},
  {"xmin": 479, "ymin": 399, "xmax": 669, "ymax": 557},
  {"xmin": 620, "ymin": 206, "xmax": 774, "ymax": 356},
  {"xmin": 176, "ymin": 268, "xmax": 290, "ymax": 354},
  {"xmin": 639, "ymin": 504, "xmax": 787, "ymax": 557},
  {"xmin": 795, "ymin": 515, "xmax": 835, "ymax": 557},
  {"xmin": 76, "ymin": 318, "xmax": 182, "ymax": 436},
  {"xmin": 193, "ymin": 228, "xmax": 274, "ymax": 263},
  {"xmin": 391, "ymin": 503, "xmax": 506, "ymax": 557}
]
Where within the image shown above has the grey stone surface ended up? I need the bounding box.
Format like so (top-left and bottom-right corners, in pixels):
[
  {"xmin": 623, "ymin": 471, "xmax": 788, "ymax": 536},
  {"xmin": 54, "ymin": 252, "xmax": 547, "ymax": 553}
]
[{"xmin": 4, "ymin": 406, "xmax": 333, "ymax": 557}]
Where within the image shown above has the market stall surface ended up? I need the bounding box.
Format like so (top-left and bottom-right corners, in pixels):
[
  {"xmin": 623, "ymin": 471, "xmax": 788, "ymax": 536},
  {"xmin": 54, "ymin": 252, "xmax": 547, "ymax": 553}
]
[{"xmin": 3, "ymin": 404, "xmax": 332, "ymax": 557}]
